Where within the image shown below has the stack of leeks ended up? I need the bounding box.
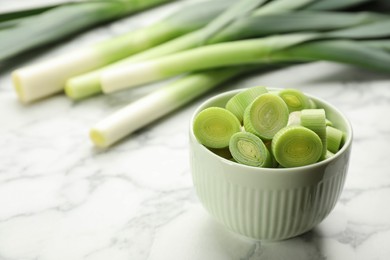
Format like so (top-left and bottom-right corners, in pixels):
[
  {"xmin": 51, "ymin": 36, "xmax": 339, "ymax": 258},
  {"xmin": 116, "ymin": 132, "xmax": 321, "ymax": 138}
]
[{"xmin": 9, "ymin": 0, "xmax": 390, "ymax": 147}]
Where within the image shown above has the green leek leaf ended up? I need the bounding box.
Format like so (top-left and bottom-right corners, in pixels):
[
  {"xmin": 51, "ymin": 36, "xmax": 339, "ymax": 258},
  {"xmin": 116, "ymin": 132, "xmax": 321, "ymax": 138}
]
[
  {"xmin": 0, "ymin": 0, "xmax": 173, "ymax": 62},
  {"xmin": 200, "ymin": 0, "xmax": 268, "ymax": 44},
  {"xmin": 307, "ymin": 0, "xmax": 373, "ymax": 10}
]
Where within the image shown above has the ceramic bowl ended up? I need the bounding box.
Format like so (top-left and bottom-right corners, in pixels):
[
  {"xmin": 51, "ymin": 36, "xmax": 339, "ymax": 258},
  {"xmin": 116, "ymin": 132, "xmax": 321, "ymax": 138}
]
[{"xmin": 189, "ymin": 88, "xmax": 353, "ymax": 241}]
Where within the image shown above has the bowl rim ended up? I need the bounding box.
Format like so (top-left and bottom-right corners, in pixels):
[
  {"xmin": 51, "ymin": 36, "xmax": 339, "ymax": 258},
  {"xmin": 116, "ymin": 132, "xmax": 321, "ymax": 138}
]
[{"xmin": 189, "ymin": 87, "xmax": 353, "ymax": 172}]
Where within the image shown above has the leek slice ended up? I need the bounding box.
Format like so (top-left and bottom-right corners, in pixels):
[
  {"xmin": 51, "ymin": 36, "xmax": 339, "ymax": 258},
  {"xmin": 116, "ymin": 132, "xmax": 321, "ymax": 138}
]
[
  {"xmin": 243, "ymin": 93, "xmax": 289, "ymax": 140},
  {"xmin": 229, "ymin": 132, "xmax": 272, "ymax": 167},
  {"xmin": 325, "ymin": 150, "xmax": 335, "ymax": 160},
  {"xmin": 264, "ymin": 141, "xmax": 279, "ymax": 168},
  {"xmin": 326, "ymin": 119, "xmax": 334, "ymax": 126},
  {"xmin": 287, "ymin": 111, "xmax": 302, "ymax": 126},
  {"xmin": 278, "ymin": 88, "xmax": 310, "ymax": 112},
  {"xmin": 300, "ymin": 109, "xmax": 327, "ymax": 157},
  {"xmin": 193, "ymin": 107, "xmax": 241, "ymax": 149},
  {"xmin": 326, "ymin": 126, "xmax": 344, "ymax": 153},
  {"xmin": 272, "ymin": 125, "xmax": 323, "ymax": 168},
  {"xmin": 225, "ymin": 86, "xmax": 268, "ymax": 123}
]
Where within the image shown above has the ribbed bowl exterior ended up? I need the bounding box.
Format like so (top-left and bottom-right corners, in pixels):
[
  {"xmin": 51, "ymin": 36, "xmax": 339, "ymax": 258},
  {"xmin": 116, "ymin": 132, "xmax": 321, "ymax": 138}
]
[
  {"xmin": 190, "ymin": 145, "xmax": 350, "ymax": 240},
  {"xmin": 190, "ymin": 89, "xmax": 353, "ymax": 241}
]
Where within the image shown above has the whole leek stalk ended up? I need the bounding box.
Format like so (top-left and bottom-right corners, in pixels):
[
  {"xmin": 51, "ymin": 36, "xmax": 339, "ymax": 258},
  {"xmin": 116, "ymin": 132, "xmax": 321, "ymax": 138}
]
[
  {"xmin": 90, "ymin": 67, "xmax": 249, "ymax": 148},
  {"xmin": 66, "ymin": 10, "xmax": 385, "ymax": 99},
  {"xmin": 11, "ymin": 0, "xmax": 234, "ymax": 103},
  {"xmin": 99, "ymin": 19, "xmax": 390, "ymax": 92},
  {"xmin": 99, "ymin": 33, "xmax": 317, "ymax": 92}
]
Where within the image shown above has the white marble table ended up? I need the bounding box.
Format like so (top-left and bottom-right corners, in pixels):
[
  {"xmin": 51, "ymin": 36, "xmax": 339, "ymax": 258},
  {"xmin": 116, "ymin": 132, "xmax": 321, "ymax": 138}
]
[{"xmin": 1, "ymin": 1, "xmax": 390, "ymax": 259}]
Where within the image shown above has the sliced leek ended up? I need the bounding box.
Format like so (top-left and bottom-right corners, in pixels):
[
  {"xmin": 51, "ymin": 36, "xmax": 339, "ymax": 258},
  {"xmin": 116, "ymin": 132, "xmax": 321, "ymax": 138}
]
[
  {"xmin": 325, "ymin": 150, "xmax": 335, "ymax": 159},
  {"xmin": 225, "ymin": 86, "xmax": 268, "ymax": 123},
  {"xmin": 243, "ymin": 93, "xmax": 289, "ymax": 140},
  {"xmin": 287, "ymin": 111, "xmax": 302, "ymax": 126},
  {"xmin": 193, "ymin": 107, "xmax": 241, "ymax": 149},
  {"xmin": 229, "ymin": 132, "xmax": 272, "ymax": 167},
  {"xmin": 264, "ymin": 140, "xmax": 279, "ymax": 168},
  {"xmin": 300, "ymin": 109, "xmax": 327, "ymax": 157},
  {"xmin": 326, "ymin": 118, "xmax": 334, "ymax": 126},
  {"xmin": 326, "ymin": 126, "xmax": 344, "ymax": 153},
  {"xmin": 272, "ymin": 125, "xmax": 323, "ymax": 168},
  {"xmin": 278, "ymin": 88, "xmax": 310, "ymax": 112},
  {"xmin": 199, "ymin": 86, "xmax": 340, "ymax": 168}
]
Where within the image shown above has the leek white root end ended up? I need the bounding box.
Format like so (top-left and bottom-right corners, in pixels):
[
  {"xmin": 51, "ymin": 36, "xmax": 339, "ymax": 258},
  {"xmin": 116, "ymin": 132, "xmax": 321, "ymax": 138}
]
[
  {"xmin": 89, "ymin": 129, "xmax": 107, "ymax": 148},
  {"xmin": 90, "ymin": 90, "xmax": 170, "ymax": 147},
  {"xmin": 12, "ymin": 49, "xmax": 99, "ymax": 103}
]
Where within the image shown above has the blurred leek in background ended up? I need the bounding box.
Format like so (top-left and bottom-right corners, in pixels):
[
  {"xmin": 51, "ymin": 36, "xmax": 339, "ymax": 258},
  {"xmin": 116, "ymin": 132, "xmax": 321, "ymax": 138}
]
[
  {"xmin": 5, "ymin": 0, "xmax": 390, "ymax": 147},
  {"xmin": 0, "ymin": 0, "xmax": 174, "ymax": 62},
  {"xmin": 0, "ymin": 3, "xmax": 60, "ymax": 30}
]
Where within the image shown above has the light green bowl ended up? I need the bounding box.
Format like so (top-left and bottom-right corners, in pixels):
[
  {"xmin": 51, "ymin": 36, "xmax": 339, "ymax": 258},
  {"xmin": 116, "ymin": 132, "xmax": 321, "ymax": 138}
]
[{"xmin": 189, "ymin": 88, "xmax": 353, "ymax": 241}]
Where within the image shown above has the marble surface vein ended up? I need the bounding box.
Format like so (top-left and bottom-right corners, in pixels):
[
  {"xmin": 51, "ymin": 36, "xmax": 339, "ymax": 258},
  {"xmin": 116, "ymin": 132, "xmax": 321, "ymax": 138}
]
[{"xmin": 1, "ymin": 1, "xmax": 390, "ymax": 260}]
